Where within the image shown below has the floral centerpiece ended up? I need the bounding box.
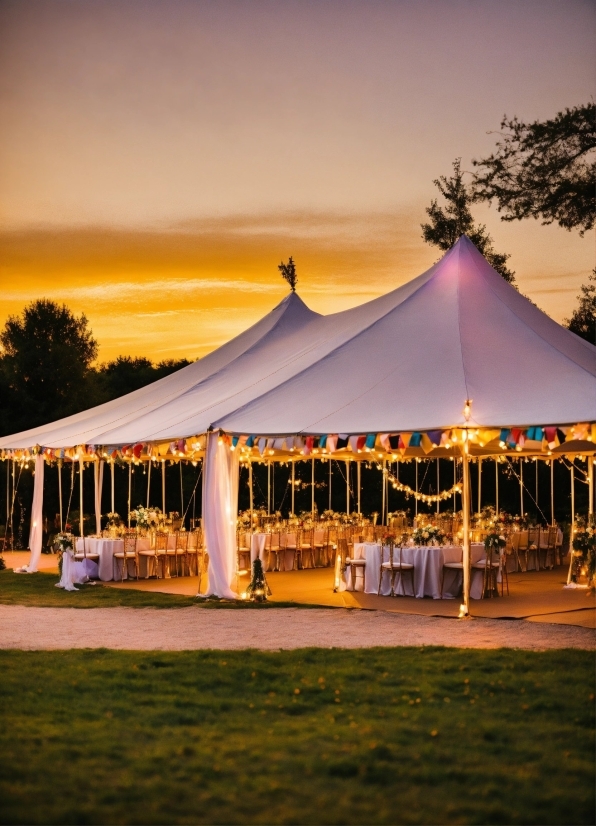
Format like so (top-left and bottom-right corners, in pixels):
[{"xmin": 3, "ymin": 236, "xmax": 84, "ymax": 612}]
[
  {"xmin": 571, "ymin": 515, "xmax": 596, "ymax": 587},
  {"xmin": 411, "ymin": 525, "xmax": 445, "ymax": 546},
  {"xmin": 106, "ymin": 512, "xmax": 120, "ymax": 527},
  {"xmin": 129, "ymin": 506, "xmax": 162, "ymax": 532},
  {"xmin": 484, "ymin": 531, "xmax": 506, "ymax": 555},
  {"xmin": 54, "ymin": 533, "xmax": 74, "ymax": 575}
]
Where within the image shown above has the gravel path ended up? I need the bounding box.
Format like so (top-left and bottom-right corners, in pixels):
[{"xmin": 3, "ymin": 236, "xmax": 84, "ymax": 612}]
[{"xmin": 0, "ymin": 605, "xmax": 594, "ymax": 650}]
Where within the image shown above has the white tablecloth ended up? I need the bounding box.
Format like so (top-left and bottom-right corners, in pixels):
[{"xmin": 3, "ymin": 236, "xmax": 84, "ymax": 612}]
[
  {"xmin": 342, "ymin": 543, "xmax": 486, "ymax": 599},
  {"xmin": 56, "ymin": 551, "xmax": 98, "ymax": 591},
  {"xmin": 75, "ymin": 536, "xmax": 175, "ymax": 581}
]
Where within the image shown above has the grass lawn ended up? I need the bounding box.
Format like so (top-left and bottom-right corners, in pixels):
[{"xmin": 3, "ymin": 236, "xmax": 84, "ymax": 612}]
[
  {"xmin": 0, "ymin": 648, "xmax": 593, "ymax": 825},
  {"xmin": 0, "ymin": 570, "xmax": 322, "ymax": 609}
]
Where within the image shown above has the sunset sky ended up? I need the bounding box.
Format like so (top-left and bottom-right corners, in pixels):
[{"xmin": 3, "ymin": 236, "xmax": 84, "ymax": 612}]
[{"xmin": 0, "ymin": 0, "xmax": 594, "ymax": 363}]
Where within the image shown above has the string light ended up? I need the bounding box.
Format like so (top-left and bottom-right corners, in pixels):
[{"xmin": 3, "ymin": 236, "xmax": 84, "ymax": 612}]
[{"xmin": 384, "ymin": 467, "xmax": 463, "ymax": 503}]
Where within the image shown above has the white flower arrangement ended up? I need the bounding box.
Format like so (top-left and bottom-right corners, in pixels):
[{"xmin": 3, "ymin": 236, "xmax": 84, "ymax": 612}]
[
  {"xmin": 129, "ymin": 506, "xmax": 162, "ymax": 529},
  {"xmin": 411, "ymin": 525, "xmax": 446, "ymax": 546}
]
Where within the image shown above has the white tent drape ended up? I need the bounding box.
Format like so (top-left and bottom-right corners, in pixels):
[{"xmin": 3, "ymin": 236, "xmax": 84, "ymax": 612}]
[
  {"xmin": 94, "ymin": 460, "xmax": 104, "ymax": 536},
  {"xmin": 200, "ymin": 432, "xmax": 239, "ymax": 599},
  {"xmin": 26, "ymin": 454, "xmax": 45, "ymax": 572}
]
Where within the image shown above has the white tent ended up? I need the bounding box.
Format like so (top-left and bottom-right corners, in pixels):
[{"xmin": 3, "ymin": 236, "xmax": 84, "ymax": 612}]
[
  {"xmin": 0, "ymin": 290, "xmax": 319, "ymax": 450},
  {"xmin": 3, "ymin": 237, "xmax": 595, "ymax": 607}
]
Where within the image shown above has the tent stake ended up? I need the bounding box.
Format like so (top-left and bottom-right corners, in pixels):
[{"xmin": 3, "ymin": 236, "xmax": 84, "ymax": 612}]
[{"xmin": 567, "ymin": 460, "xmax": 575, "ymax": 585}]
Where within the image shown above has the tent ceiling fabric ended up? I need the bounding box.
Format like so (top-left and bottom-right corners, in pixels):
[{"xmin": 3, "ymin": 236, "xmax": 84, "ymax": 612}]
[{"xmin": 1, "ymin": 237, "xmax": 594, "ymax": 449}]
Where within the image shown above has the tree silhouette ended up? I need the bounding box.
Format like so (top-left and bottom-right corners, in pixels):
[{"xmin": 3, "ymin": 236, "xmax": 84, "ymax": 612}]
[
  {"xmin": 473, "ymin": 103, "xmax": 596, "ymax": 236},
  {"xmin": 421, "ymin": 159, "xmax": 516, "ymax": 284},
  {"xmin": 565, "ymin": 270, "xmax": 596, "ymax": 344},
  {"xmin": 278, "ymin": 257, "xmax": 298, "ymax": 292}
]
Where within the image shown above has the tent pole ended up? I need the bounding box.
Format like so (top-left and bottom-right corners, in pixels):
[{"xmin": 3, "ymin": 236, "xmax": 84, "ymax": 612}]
[
  {"xmin": 128, "ymin": 463, "xmax": 132, "ymax": 528},
  {"xmin": 477, "ymin": 457, "xmax": 482, "ymax": 515},
  {"xmin": 79, "ymin": 458, "xmax": 84, "ymax": 539},
  {"xmin": 146, "ymin": 461, "xmax": 151, "ymax": 508},
  {"xmin": 567, "ymin": 460, "xmax": 575, "ymax": 585},
  {"xmin": 519, "ymin": 458, "xmax": 524, "ymax": 517},
  {"xmin": 249, "ymin": 462, "xmax": 254, "ymax": 525},
  {"xmin": 272, "ymin": 463, "xmax": 275, "ymax": 514},
  {"xmin": 291, "ymin": 461, "xmax": 295, "ymax": 516},
  {"xmin": 346, "ymin": 460, "xmax": 350, "ymax": 516},
  {"xmin": 267, "ymin": 461, "xmax": 271, "ymax": 515},
  {"xmin": 357, "ymin": 460, "xmax": 361, "ymax": 515},
  {"xmin": 180, "ymin": 461, "xmax": 184, "ymax": 522},
  {"xmin": 311, "ymin": 458, "xmax": 315, "ymax": 517},
  {"xmin": 381, "ymin": 460, "xmax": 386, "ymax": 525},
  {"xmin": 588, "ymin": 459, "xmax": 594, "ymax": 516},
  {"xmin": 453, "ymin": 458, "xmax": 456, "ymax": 511},
  {"xmin": 162, "ymin": 460, "xmax": 166, "ymax": 514},
  {"xmin": 415, "ymin": 461, "xmax": 418, "ymax": 519},
  {"xmin": 461, "ymin": 444, "xmax": 471, "ymax": 616},
  {"xmin": 328, "ymin": 461, "xmax": 332, "ymax": 510},
  {"xmin": 550, "ymin": 460, "xmax": 555, "ymax": 524},
  {"xmin": 111, "ymin": 460, "xmax": 115, "ymax": 514},
  {"xmin": 535, "ymin": 458, "xmax": 539, "ymax": 510},
  {"xmin": 436, "ymin": 459, "xmax": 440, "ymax": 514},
  {"xmin": 57, "ymin": 459, "xmax": 62, "ymax": 536},
  {"xmin": 495, "ymin": 459, "xmax": 499, "ymax": 515}
]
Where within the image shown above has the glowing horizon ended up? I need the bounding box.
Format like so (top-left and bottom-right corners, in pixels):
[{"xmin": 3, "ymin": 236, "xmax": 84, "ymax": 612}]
[{"xmin": 0, "ymin": 1, "xmax": 593, "ymax": 362}]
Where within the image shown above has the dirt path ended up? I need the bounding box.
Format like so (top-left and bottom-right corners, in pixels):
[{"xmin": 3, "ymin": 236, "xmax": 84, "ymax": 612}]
[{"xmin": 0, "ymin": 605, "xmax": 593, "ymax": 650}]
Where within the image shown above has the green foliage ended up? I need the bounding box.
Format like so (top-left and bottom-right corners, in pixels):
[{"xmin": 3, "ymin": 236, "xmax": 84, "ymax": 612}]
[
  {"xmin": 96, "ymin": 356, "xmax": 192, "ymax": 403},
  {"xmin": 473, "ymin": 103, "xmax": 596, "ymax": 235},
  {"xmin": 0, "ymin": 648, "xmax": 593, "ymax": 824},
  {"xmin": 278, "ymin": 256, "xmax": 298, "ymax": 292},
  {"xmin": 421, "ymin": 159, "xmax": 516, "ymax": 284},
  {"xmin": 0, "ymin": 298, "xmax": 194, "ymax": 436},
  {"xmin": 565, "ymin": 270, "xmax": 596, "ymax": 345},
  {"xmin": 0, "ymin": 300, "xmax": 98, "ymax": 435}
]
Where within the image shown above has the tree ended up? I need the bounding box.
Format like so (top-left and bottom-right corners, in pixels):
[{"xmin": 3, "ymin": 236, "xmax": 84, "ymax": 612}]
[
  {"xmin": 472, "ymin": 103, "xmax": 596, "ymax": 236},
  {"xmin": 97, "ymin": 356, "xmax": 192, "ymax": 402},
  {"xmin": 278, "ymin": 257, "xmax": 298, "ymax": 291},
  {"xmin": 565, "ymin": 270, "xmax": 596, "ymax": 345},
  {"xmin": 0, "ymin": 300, "xmax": 98, "ymax": 436},
  {"xmin": 421, "ymin": 159, "xmax": 516, "ymax": 283}
]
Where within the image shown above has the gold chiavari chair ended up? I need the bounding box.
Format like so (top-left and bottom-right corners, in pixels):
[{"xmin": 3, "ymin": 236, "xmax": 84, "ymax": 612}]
[
  {"xmin": 265, "ymin": 530, "xmax": 283, "ymax": 572},
  {"xmin": 113, "ymin": 532, "xmax": 139, "ymax": 581},
  {"xmin": 472, "ymin": 546, "xmax": 501, "ymax": 598},
  {"xmin": 174, "ymin": 530, "xmax": 190, "ymax": 576},
  {"xmin": 378, "ymin": 539, "xmax": 414, "ymax": 597},
  {"xmin": 342, "ymin": 530, "xmax": 365, "ymax": 591},
  {"xmin": 138, "ymin": 530, "xmax": 167, "ymax": 578},
  {"xmin": 539, "ymin": 526, "xmax": 557, "ymax": 570},
  {"xmin": 524, "ymin": 528, "xmax": 540, "ymax": 572},
  {"xmin": 297, "ymin": 528, "xmax": 315, "ymax": 570},
  {"xmin": 185, "ymin": 528, "xmax": 199, "ymax": 576},
  {"xmin": 73, "ymin": 537, "xmax": 100, "ymax": 565},
  {"xmin": 283, "ymin": 530, "xmax": 298, "ymax": 570},
  {"xmin": 237, "ymin": 530, "xmax": 251, "ymax": 574}
]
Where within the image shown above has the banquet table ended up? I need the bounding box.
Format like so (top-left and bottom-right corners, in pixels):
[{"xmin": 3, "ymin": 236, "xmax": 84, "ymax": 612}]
[
  {"xmin": 75, "ymin": 535, "xmax": 176, "ymax": 581},
  {"xmin": 341, "ymin": 543, "xmax": 486, "ymax": 599},
  {"xmin": 247, "ymin": 530, "xmax": 327, "ymax": 572}
]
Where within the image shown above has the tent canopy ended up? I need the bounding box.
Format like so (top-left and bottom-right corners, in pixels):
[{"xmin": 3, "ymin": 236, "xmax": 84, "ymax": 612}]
[{"xmin": 1, "ymin": 236, "xmax": 594, "ymax": 450}]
